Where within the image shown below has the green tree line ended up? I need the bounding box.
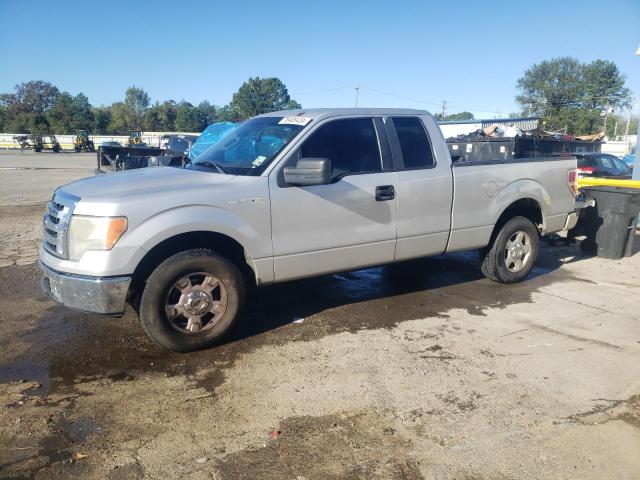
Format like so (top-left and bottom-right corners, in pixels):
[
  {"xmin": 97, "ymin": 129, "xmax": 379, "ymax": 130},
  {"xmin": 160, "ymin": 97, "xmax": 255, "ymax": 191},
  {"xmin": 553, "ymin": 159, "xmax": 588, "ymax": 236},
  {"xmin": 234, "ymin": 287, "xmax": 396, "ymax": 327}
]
[
  {"xmin": 0, "ymin": 77, "xmax": 301, "ymax": 134},
  {"xmin": 516, "ymin": 57, "xmax": 633, "ymax": 135}
]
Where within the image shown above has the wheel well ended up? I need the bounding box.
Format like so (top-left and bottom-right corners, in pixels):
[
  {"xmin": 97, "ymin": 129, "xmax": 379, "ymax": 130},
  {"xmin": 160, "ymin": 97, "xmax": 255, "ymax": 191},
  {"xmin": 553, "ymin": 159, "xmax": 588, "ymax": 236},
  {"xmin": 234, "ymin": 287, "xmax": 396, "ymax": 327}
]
[
  {"xmin": 128, "ymin": 231, "xmax": 256, "ymax": 308},
  {"xmin": 490, "ymin": 198, "xmax": 543, "ymax": 243}
]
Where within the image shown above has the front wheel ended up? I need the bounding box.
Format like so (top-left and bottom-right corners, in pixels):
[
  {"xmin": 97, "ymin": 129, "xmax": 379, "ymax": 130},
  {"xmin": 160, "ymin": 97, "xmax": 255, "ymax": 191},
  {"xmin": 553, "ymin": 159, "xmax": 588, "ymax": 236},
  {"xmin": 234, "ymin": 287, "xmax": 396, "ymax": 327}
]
[
  {"xmin": 139, "ymin": 249, "xmax": 245, "ymax": 352},
  {"xmin": 480, "ymin": 216, "xmax": 539, "ymax": 283}
]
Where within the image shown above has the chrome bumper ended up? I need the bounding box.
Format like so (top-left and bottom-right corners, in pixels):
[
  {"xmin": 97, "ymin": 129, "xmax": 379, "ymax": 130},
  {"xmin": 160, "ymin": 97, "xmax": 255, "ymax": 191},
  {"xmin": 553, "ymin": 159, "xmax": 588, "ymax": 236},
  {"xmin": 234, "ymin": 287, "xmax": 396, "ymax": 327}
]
[
  {"xmin": 563, "ymin": 211, "xmax": 580, "ymax": 231},
  {"xmin": 39, "ymin": 261, "xmax": 131, "ymax": 315}
]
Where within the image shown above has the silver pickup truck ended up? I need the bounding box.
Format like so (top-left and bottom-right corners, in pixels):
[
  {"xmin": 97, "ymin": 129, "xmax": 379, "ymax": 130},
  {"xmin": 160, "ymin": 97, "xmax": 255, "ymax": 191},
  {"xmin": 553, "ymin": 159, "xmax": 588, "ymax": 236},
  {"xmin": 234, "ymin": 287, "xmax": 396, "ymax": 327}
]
[{"xmin": 39, "ymin": 108, "xmax": 579, "ymax": 351}]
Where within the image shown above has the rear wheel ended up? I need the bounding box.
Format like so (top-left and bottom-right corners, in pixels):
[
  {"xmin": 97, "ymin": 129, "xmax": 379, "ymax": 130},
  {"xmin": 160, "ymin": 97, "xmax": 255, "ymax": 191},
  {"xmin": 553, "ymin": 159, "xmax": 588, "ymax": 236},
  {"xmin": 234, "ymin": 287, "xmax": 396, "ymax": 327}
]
[
  {"xmin": 139, "ymin": 249, "xmax": 245, "ymax": 352},
  {"xmin": 481, "ymin": 216, "xmax": 539, "ymax": 283}
]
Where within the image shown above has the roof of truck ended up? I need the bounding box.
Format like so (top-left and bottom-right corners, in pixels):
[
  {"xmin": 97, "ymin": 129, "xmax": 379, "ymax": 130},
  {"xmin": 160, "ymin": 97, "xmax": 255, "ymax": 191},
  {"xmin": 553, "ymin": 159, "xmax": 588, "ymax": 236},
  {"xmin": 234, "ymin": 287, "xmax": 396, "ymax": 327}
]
[{"xmin": 260, "ymin": 108, "xmax": 431, "ymax": 119}]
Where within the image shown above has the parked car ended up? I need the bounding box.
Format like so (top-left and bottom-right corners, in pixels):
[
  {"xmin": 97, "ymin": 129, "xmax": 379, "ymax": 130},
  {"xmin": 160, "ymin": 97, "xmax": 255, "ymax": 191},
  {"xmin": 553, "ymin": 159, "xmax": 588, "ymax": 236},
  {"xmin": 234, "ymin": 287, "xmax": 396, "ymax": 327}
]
[
  {"xmin": 39, "ymin": 108, "xmax": 579, "ymax": 352},
  {"xmin": 100, "ymin": 141, "xmax": 122, "ymax": 148},
  {"xmin": 576, "ymin": 153, "xmax": 632, "ymax": 179},
  {"xmin": 622, "ymin": 147, "xmax": 636, "ymax": 168}
]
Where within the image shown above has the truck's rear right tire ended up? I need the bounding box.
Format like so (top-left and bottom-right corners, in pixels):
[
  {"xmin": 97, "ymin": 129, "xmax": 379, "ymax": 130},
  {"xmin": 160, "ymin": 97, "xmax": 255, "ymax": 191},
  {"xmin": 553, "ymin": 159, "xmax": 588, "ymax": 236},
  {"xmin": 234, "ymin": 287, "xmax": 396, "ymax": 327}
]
[
  {"xmin": 139, "ymin": 249, "xmax": 245, "ymax": 352},
  {"xmin": 480, "ymin": 216, "xmax": 539, "ymax": 283}
]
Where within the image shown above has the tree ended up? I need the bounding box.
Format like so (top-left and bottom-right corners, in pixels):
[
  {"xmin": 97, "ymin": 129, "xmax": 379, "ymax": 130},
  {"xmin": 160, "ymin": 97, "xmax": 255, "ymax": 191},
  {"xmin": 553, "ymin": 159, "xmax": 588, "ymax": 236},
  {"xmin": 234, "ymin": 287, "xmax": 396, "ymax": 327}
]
[
  {"xmin": 14, "ymin": 80, "xmax": 60, "ymax": 114},
  {"xmin": 47, "ymin": 92, "xmax": 94, "ymax": 133},
  {"xmin": 124, "ymin": 86, "xmax": 150, "ymax": 127},
  {"xmin": 440, "ymin": 111, "xmax": 474, "ymax": 121},
  {"xmin": 197, "ymin": 101, "xmax": 218, "ymax": 127},
  {"xmin": 582, "ymin": 60, "xmax": 632, "ymax": 132},
  {"xmin": 47, "ymin": 92, "xmax": 75, "ymax": 133},
  {"xmin": 216, "ymin": 104, "xmax": 241, "ymax": 123},
  {"xmin": 0, "ymin": 104, "xmax": 6, "ymax": 132},
  {"xmin": 107, "ymin": 86, "xmax": 151, "ymax": 133},
  {"xmin": 1, "ymin": 80, "xmax": 60, "ymax": 133},
  {"xmin": 71, "ymin": 93, "xmax": 94, "ymax": 131},
  {"xmin": 516, "ymin": 57, "xmax": 631, "ymax": 134},
  {"xmin": 229, "ymin": 77, "xmax": 300, "ymax": 120},
  {"xmin": 603, "ymin": 113, "xmax": 639, "ymax": 140},
  {"xmin": 92, "ymin": 106, "xmax": 112, "ymax": 134},
  {"xmin": 174, "ymin": 101, "xmax": 204, "ymax": 132},
  {"xmin": 144, "ymin": 100, "xmax": 178, "ymax": 131}
]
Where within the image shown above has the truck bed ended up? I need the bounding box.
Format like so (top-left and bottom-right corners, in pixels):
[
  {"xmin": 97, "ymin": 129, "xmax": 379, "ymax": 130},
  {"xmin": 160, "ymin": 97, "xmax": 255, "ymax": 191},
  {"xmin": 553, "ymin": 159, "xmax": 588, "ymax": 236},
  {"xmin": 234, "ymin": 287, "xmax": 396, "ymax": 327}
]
[{"xmin": 447, "ymin": 156, "xmax": 577, "ymax": 252}]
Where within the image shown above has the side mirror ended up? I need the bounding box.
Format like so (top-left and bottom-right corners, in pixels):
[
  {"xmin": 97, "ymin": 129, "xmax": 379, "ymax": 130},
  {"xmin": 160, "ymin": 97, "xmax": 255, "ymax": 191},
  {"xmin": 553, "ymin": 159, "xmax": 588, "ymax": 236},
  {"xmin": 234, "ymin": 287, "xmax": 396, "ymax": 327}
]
[{"xmin": 284, "ymin": 158, "xmax": 331, "ymax": 186}]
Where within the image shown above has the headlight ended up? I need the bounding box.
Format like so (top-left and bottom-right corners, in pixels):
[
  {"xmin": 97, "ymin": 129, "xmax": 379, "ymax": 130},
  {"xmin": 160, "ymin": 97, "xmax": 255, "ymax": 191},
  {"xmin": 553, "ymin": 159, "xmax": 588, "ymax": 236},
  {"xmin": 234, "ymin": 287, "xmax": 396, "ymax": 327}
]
[{"xmin": 68, "ymin": 216, "xmax": 128, "ymax": 261}]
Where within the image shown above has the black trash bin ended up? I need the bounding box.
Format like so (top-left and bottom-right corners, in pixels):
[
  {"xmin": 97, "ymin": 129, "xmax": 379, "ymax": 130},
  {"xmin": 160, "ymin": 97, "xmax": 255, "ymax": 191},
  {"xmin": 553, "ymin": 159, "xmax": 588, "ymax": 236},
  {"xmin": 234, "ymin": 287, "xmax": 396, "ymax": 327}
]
[{"xmin": 575, "ymin": 186, "xmax": 640, "ymax": 259}]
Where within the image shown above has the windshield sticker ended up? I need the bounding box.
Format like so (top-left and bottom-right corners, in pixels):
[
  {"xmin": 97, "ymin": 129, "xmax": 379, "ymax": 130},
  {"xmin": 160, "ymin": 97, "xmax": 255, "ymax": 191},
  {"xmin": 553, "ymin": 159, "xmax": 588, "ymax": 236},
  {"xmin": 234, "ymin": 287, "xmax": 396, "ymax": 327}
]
[
  {"xmin": 252, "ymin": 156, "xmax": 267, "ymax": 167},
  {"xmin": 278, "ymin": 116, "xmax": 312, "ymax": 126}
]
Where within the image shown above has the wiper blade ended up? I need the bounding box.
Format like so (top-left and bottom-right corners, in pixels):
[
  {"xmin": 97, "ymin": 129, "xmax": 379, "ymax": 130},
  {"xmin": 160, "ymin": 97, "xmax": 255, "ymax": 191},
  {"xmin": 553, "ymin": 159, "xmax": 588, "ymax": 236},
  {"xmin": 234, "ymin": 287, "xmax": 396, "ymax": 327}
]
[{"xmin": 193, "ymin": 161, "xmax": 227, "ymax": 174}]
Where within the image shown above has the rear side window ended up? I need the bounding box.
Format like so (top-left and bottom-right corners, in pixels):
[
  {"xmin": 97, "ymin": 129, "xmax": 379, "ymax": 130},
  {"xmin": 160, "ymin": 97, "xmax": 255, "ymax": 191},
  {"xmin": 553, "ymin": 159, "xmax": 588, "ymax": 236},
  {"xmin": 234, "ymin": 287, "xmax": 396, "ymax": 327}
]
[
  {"xmin": 391, "ymin": 117, "xmax": 434, "ymax": 169},
  {"xmin": 301, "ymin": 118, "xmax": 382, "ymax": 180},
  {"xmin": 577, "ymin": 156, "xmax": 596, "ymax": 167}
]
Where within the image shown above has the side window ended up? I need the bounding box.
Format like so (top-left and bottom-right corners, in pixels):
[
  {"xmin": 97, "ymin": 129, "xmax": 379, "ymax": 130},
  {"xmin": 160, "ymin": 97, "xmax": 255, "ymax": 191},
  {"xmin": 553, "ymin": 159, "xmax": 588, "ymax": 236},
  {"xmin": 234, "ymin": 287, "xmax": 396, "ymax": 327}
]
[
  {"xmin": 610, "ymin": 156, "xmax": 630, "ymax": 175},
  {"xmin": 597, "ymin": 155, "xmax": 613, "ymax": 170},
  {"xmin": 300, "ymin": 118, "xmax": 382, "ymax": 180},
  {"xmin": 391, "ymin": 117, "xmax": 434, "ymax": 169}
]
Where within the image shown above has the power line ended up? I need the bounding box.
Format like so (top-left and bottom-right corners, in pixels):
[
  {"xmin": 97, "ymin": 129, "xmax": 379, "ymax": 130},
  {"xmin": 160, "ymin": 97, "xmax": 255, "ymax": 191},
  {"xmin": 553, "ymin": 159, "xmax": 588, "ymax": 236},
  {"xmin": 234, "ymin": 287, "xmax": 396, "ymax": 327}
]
[
  {"xmin": 290, "ymin": 85, "xmax": 355, "ymax": 95},
  {"xmin": 359, "ymin": 86, "xmax": 441, "ymax": 106},
  {"xmin": 290, "ymin": 83, "xmax": 505, "ymax": 117}
]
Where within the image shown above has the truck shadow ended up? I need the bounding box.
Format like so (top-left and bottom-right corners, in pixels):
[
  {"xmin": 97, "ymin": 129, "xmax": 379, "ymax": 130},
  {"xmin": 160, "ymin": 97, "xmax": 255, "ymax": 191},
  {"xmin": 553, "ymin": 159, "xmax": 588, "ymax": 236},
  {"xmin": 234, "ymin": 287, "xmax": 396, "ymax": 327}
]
[
  {"xmin": 227, "ymin": 241, "xmax": 588, "ymax": 345},
  {"xmin": 0, "ymin": 240, "xmax": 595, "ymax": 397}
]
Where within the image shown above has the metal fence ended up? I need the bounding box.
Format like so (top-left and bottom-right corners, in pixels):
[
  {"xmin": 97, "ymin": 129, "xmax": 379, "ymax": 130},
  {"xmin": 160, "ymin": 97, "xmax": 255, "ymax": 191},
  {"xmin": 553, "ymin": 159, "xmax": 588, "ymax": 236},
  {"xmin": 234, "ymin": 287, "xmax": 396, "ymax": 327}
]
[{"xmin": 0, "ymin": 132, "xmax": 200, "ymax": 150}]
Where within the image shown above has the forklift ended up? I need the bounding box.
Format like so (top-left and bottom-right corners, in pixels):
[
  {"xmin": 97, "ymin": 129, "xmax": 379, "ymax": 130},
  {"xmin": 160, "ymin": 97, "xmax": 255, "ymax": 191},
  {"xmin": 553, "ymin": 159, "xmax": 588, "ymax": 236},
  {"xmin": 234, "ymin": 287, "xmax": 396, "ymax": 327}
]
[
  {"xmin": 13, "ymin": 134, "xmax": 61, "ymax": 152},
  {"xmin": 74, "ymin": 130, "xmax": 95, "ymax": 152}
]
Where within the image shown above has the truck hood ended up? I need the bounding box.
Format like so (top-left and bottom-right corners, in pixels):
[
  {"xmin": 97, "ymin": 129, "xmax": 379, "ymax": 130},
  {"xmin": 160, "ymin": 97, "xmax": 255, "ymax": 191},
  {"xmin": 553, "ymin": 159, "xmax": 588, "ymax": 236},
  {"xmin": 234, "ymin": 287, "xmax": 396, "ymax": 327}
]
[{"xmin": 59, "ymin": 167, "xmax": 235, "ymax": 200}]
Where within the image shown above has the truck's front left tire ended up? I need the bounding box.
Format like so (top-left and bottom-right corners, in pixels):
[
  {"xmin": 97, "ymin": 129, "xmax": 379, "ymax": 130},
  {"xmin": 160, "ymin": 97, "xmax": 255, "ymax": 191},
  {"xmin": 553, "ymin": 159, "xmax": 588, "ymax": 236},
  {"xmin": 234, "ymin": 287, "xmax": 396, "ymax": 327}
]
[{"xmin": 139, "ymin": 249, "xmax": 245, "ymax": 352}]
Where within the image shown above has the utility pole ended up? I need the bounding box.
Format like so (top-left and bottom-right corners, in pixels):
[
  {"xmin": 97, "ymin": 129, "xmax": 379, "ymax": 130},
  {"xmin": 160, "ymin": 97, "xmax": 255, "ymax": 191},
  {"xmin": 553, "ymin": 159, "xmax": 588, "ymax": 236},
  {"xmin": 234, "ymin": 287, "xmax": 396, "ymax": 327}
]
[
  {"xmin": 354, "ymin": 84, "xmax": 360, "ymax": 108},
  {"xmin": 624, "ymin": 109, "xmax": 631, "ymax": 141},
  {"xmin": 440, "ymin": 100, "xmax": 447, "ymax": 120},
  {"xmin": 633, "ymin": 44, "xmax": 640, "ymax": 183}
]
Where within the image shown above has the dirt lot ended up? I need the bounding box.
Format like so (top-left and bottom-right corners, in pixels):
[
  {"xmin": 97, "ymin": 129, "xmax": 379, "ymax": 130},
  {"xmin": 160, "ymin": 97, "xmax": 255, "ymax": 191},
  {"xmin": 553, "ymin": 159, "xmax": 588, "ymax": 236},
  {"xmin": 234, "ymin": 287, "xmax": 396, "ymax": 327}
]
[{"xmin": 1, "ymin": 150, "xmax": 639, "ymax": 479}]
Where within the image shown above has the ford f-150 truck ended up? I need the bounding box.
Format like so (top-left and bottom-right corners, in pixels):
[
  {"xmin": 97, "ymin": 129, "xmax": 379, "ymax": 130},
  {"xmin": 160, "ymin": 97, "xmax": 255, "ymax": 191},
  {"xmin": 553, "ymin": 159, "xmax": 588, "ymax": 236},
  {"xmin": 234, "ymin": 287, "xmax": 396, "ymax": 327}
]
[{"xmin": 39, "ymin": 108, "xmax": 579, "ymax": 352}]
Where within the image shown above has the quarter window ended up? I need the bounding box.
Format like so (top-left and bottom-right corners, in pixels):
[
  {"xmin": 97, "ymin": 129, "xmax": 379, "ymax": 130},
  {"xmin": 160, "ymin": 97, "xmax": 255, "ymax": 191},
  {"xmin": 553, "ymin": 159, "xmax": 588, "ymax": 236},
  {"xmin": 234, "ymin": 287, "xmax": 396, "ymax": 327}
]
[
  {"xmin": 300, "ymin": 118, "xmax": 382, "ymax": 180},
  {"xmin": 391, "ymin": 117, "xmax": 434, "ymax": 169}
]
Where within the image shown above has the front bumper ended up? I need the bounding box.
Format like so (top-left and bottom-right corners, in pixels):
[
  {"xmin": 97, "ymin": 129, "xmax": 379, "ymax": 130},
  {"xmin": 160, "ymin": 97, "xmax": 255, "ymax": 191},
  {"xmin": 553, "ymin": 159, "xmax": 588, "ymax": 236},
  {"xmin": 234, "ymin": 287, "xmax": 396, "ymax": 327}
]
[{"xmin": 39, "ymin": 261, "xmax": 131, "ymax": 315}]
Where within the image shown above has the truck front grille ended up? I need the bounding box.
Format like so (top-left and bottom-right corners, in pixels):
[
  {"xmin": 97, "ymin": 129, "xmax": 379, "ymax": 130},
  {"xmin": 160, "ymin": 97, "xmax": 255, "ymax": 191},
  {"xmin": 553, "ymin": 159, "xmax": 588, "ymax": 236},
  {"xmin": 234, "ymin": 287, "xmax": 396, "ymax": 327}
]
[{"xmin": 42, "ymin": 191, "xmax": 79, "ymax": 259}]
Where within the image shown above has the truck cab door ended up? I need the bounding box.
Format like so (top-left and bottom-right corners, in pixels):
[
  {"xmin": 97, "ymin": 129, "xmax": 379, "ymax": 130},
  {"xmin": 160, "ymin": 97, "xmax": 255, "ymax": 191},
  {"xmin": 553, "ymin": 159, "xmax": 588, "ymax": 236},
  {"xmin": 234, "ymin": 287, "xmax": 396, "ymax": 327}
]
[
  {"xmin": 384, "ymin": 115, "xmax": 453, "ymax": 260},
  {"xmin": 268, "ymin": 116, "xmax": 397, "ymax": 282}
]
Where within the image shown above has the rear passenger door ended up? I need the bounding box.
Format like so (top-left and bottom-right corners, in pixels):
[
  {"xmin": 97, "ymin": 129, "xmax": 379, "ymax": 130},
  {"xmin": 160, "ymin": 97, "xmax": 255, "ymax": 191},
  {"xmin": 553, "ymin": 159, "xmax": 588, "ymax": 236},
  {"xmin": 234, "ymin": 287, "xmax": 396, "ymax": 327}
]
[
  {"xmin": 269, "ymin": 117, "xmax": 397, "ymax": 281},
  {"xmin": 385, "ymin": 116, "xmax": 453, "ymax": 260}
]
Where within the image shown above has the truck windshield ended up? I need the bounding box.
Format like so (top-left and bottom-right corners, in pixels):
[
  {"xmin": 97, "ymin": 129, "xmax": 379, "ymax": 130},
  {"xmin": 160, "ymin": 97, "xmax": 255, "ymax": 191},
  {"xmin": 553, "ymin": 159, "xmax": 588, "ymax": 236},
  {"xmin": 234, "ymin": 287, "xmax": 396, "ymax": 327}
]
[{"xmin": 187, "ymin": 117, "xmax": 305, "ymax": 175}]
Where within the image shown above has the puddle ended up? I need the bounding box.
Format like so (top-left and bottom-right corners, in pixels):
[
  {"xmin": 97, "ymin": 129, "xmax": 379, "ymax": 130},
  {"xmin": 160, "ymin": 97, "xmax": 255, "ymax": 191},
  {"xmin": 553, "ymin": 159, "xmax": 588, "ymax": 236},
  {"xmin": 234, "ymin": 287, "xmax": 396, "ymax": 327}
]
[
  {"xmin": 0, "ymin": 243, "xmax": 585, "ymax": 398},
  {"xmin": 565, "ymin": 394, "xmax": 640, "ymax": 428}
]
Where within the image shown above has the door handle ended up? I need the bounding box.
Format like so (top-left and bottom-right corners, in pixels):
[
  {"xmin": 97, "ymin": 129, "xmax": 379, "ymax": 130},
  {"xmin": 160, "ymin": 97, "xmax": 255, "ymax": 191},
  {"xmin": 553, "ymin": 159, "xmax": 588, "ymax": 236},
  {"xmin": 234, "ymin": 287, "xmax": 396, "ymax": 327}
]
[{"xmin": 375, "ymin": 185, "xmax": 395, "ymax": 201}]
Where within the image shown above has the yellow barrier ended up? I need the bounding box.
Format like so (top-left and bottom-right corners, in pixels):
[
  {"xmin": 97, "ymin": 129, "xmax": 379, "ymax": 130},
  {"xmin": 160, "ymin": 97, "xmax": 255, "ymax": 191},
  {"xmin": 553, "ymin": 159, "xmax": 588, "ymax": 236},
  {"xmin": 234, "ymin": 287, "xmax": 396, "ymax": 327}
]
[{"xmin": 577, "ymin": 177, "xmax": 640, "ymax": 190}]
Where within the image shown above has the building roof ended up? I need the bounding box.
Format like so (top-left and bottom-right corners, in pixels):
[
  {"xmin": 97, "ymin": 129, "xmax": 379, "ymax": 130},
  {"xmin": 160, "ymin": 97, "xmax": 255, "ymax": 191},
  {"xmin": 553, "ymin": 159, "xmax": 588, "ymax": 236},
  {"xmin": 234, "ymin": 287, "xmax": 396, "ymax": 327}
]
[{"xmin": 438, "ymin": 116, "xmax": 539, "ymax": 125}]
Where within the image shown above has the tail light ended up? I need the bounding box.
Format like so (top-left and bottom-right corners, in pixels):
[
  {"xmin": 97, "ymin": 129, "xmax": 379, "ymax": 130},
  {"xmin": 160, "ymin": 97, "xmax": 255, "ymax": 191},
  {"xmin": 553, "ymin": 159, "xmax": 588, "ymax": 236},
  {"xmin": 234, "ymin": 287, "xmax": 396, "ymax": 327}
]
[
  {"xmin": 568, "ymin": 169, "xmax": 579, "ymax": 197},
  {"xmin": 577, "ymin": 166, "xmax": 594, "ymax": 175}
]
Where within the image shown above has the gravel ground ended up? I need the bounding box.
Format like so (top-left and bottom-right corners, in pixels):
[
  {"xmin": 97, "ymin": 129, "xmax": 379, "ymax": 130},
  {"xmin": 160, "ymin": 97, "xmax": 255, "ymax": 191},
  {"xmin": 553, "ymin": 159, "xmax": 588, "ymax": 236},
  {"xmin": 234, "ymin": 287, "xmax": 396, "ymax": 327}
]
[{"xmin": 0, "ymin": 151, "xmax": 639, "ymax": 479}]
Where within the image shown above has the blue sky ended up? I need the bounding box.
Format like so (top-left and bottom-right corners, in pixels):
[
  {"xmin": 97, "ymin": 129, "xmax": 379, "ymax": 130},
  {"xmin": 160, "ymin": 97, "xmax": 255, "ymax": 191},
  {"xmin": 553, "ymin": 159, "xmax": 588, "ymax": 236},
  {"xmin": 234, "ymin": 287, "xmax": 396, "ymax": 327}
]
[{"xmin": 1, "ymin": 0, "xmax": 638, "ymax": 118}]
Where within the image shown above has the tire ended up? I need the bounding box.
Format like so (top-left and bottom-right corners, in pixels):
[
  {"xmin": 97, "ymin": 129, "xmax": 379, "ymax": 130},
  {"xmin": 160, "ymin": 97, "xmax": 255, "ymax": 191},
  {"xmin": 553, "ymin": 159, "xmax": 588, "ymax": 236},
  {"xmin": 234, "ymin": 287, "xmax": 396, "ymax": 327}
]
[
  {"xmin": 139, "ymin": 249, "xmax": 245, "ymax": 352},
  {"xmin": 480, "ymin": 216, "xmax": 539, "ymax": 283}
]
